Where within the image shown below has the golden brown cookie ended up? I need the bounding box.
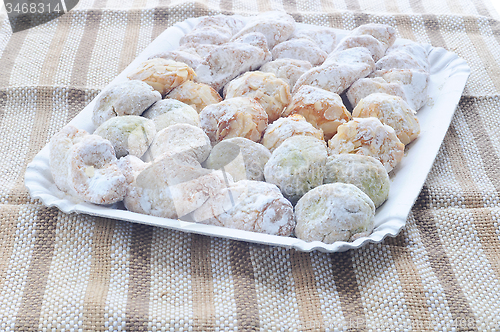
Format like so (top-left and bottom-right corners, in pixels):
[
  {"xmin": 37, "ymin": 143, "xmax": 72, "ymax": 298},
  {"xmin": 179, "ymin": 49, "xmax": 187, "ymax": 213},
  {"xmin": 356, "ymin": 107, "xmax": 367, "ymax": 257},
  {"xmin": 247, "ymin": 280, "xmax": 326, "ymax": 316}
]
[
  {"xmin": 167, "ymin": 80, "xmax": 222, "ymax": 113},
  {"xmin": 351, "ymin": 93, "xmax": 420, "ymax": 145},
  {"xmin": 127, "ymin": 58, "xmax": 195, "ymax": 95},
  {"xmin": 283, "ymin": 85, "xmax": 351, "ymax": 140},
  {"xmin": 199, "ymin": 97, "xmax": 268, "ymax": 145},
  {"xmin": 261, "ymin": 114, "xmax": 324, "ymax": 153},
  {"xmin": 328, "ymin": 117, "xmax": 404, "ymax": 172},
  {"xmin": 224, "ymin": 71, "xmax": 291, "ymax": 123}
]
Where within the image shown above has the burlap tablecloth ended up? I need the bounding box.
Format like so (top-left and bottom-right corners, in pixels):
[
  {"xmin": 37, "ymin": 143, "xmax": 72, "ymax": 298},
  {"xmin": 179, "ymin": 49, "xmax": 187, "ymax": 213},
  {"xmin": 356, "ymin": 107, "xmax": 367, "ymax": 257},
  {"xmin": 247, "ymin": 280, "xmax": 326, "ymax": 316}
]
[{"xmin": 1, "ymin": 0, "xmax": 500, "ymax": 330}]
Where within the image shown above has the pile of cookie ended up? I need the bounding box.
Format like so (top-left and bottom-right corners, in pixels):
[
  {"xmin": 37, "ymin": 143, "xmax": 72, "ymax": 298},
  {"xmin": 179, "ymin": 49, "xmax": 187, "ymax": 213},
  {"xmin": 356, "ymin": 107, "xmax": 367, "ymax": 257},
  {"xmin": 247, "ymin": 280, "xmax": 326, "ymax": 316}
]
[{"xmin": 49, "ymin": 11, "xmax": 428, "ymax": 244}]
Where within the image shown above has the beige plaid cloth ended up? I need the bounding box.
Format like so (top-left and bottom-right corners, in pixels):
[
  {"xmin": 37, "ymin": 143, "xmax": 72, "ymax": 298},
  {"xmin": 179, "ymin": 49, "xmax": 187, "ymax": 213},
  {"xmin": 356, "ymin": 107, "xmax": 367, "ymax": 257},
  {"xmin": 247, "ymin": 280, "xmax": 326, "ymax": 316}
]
[{"xmin": 1, "ymin": 0, "xmax": 500, "ymax": 330}]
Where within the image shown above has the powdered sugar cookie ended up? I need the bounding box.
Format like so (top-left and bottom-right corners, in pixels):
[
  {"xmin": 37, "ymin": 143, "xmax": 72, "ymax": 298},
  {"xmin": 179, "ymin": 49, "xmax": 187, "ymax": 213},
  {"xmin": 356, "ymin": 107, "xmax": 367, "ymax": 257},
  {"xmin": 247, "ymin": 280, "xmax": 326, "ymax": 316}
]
[
  {"xmin": 50, "ymin": 125, "xmax": 88, "ymax": 197},
  {"xmin": 351, "ymin": 23, "xmax": 397, "ymax": 49},
  {"xmin": 149, "ymin": 50, "xmax": 204, "ymax": 71},
  {"xmin": 259, "ymin": 58, "xmax": 312, "ymax": 88},
  {"xmin": 324, "ymin": 154, "xmax": 390, "ymax": 208},
  {"xmin": 380, "ymin": 69, "xmax": 429, "ymax": 111},
  {"xmin": 167, "ymin": 80, "xmax": 222, "ymax": 113},
  {"xmin": 179, "ymin": 24, "xmax": 233, "ymax": 45},
  {"xmin": 92, "ymin": 80, "xmax": 161, "ymax": 127},
  {"xmin": 224, "ymin": 71, "xmax": 291, "ymax": 122},
  {"xmin": 373, "ymin": 42, "xmax": 429, "ymax": 77},
  {"xmin": 328, "ymin": 117, "xmax": 404, "ymax": 172},
  {"xmin": 124, "ymin": 151, "xmax": 229, "ymax": 219},
  {"xmin": 198, "ymin": 15, "xmax": 246, "ymax": 35},
  {"xmin": 346, "ymin": 77, "xmax": 407, "ymax": 109},
  {"xmin": 203, "ymin": 137, "xmax": 271, "ymax": 182},
  {"xmin": 352, "ymin": 93, "xmax": 420, "ymax": 145},
  {"xmin": 295, "ymin": 183, "xmax": 375, "ymax": 243},
  {"xmin": 272, "ymin": 38, "xmax": 327, "ymax": 66},
  {"xmin": 180, "ymin": 15, "xmax": 245, "ymax": 45},
  {"xmin": 149, "ymin": 43, "xmax": 219, "ymax": 69},
  {"xmin": 200, "ymin": 97, "xmax": 268, "ymax": 145},
  {"xmin": 169, "ymin": 168, "xmax": 233, "ymax": 218},
  {"xmin": 232, "ymin": 31, "xmax": 273, "ymax": 57},
  {"xmin": 180, "ymin": 24, "xmax": 231, "ymax": 46},
  {"xmin": 264, "ymin": 135, "xmax": 328, "ymax": 204},
  {"xmin": 293, "ymin": 47, "xmax": 375, "ymax": 94},
  {"xmin": 116, "ymin": 155, "xmax": 149, "ymax": 185},
  {"xmin": 322, "ymin": 46, "xmax": 376, "ymax": 69},
  {"xmin": 374, "ymin": 52, "xmax": 428, "ymax": 78},
  {"xmin": 231, "ymin": 11, "xmax": 296, "ymax": 49},
  {"xmin": 292, "ymin": 26, "xmax": 337, "ymax": 53},
  {"xmin": 193, "ymin": 180, "xmax": 295, "ymax": 236},
  {"xmin": 334, "ymin": 35, "xmax": 386, "ymax": 62},
  {"xmin": 177, "ymin": 42, "xmax": 219, "ymax": 59},
  {"xmin": 183, "ymin": 25, "xmax": 233, "ymax": 46},
  {"xmin": 151, "ymin": 42, "xmax": 219, "ymax": 69},
  {"xmin": 94, "ymin": 116, "xmax": 156, "ymax": 158},
  {"xmin": 148, "ymin": 123, "xmax": 211, "ymax": 163},
  {"xmin": 142, "ymin": 99, "xmax": 200, "ymax": 131},
  {"xmin": 261, "ymin": 114, "xmax": 324, "ymax": 153},
  {"xmin": 283, "ymin": 85, "xmax": 351, "ymax": 140},
  {"xmin": 195, "ymin": 32, "xmax": 272, "ymax": 92},
  {"xmin": 127, "ymin": 58, "xmax": 195, "ymax": 95},
  {"xmin": 370, "ymin": 41, "xmax": 429, "ymax": 110},
  {"xmin": 385, "ymin": 42, "xmax": 430, "ymax": 72},
  {"xmin": 49, "ymin": 125, "xmax": 127, "ymax": 204}
]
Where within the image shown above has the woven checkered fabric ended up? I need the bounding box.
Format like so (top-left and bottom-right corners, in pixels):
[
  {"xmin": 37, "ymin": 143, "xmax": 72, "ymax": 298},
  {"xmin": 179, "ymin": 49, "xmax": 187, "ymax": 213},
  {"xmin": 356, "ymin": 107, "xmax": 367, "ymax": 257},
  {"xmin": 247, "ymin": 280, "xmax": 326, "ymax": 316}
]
[{"xmin": 1, "ymin": 0, "xmax": 500, "ymax": 330}]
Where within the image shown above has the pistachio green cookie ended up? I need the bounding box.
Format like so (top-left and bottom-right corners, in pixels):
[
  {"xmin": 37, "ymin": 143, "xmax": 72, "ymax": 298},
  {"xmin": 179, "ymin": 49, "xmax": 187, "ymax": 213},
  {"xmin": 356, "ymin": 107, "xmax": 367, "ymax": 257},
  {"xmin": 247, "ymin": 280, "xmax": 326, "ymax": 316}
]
[
  {"xmin": 264, "ymin": 135, "xmax": 327, "ymax": 204},
  {"xmin": 324, "ymin": 154, "xmax": 390, "ymax": 208},
  {"xmin": 295, "ymin": 183, "xmax": 375, "ymax": 243},
  {"xmin": 94, "ymin": 115, "xmax": 156, "ymax": 159}
]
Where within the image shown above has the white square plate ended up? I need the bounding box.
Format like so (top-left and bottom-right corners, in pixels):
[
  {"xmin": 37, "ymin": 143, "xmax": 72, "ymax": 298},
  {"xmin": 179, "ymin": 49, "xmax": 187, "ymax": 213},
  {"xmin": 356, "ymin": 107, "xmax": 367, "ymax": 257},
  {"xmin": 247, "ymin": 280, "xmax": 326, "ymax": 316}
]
[{"xmin": 25, "ymin": 17, "xmax": 470, "ymax": 252}]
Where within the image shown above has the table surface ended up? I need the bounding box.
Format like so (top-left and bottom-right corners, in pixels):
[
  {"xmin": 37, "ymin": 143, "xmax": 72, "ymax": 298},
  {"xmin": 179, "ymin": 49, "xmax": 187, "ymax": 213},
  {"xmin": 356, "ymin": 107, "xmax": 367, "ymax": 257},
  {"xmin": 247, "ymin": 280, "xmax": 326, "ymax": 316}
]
[{"xmin": 1, "ymin": 0, "xmax": 500, "ymax": 331}]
